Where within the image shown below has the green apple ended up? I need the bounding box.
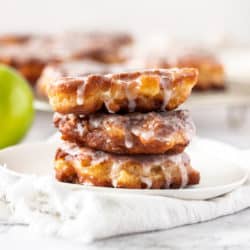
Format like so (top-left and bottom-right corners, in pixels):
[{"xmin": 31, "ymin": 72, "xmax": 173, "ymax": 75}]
[{"xmin": 0, "ymin": 65, "xmax": 34, "ymax": 149}]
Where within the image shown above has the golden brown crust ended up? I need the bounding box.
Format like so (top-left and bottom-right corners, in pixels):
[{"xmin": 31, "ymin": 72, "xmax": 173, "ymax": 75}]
[
  {"xmin": 55, "ymin": 142, "xmax": 200, "ymax": 189},
  {"xmin": 36, "ymin": 60, "xmax": 112, "ymax": 98},
  {"xmin": 48, "ymin": 68, "xmax": 198, "ymax": 114},
  {"xmin": 54, "ymin": 110, "xmax": 195, "ymax": 155},
  {"xmin": 144, "ymin": 50, "xmax": 225, "ymax": 91}
]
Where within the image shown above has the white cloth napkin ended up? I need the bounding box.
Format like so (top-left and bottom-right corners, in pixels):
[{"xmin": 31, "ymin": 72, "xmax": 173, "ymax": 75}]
[{"xmin": 0, "ymin": 138, "xmax": 249, "ymax": 243}]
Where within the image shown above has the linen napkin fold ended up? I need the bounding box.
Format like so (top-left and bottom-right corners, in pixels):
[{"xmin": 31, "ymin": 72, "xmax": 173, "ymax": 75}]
[{"xmin": 0, "ymin": 138, "xmax": 249, "ymax": 243}]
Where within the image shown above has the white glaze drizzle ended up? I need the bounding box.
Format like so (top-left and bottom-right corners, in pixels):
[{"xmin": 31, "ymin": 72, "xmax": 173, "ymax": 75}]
[
  {"xmin": 90, "ymin": 151, "xmax": 109, "ymax": 165},
  {"xmin": 60, "ymin": 142, "xmax": 81, "ymax": 156},
  {"xmin": 89, "ymin": 116, "xmax": 102, "ymax": 128},
  {"xmin": 160, "ymin": 166, "xmax": 171, "ymax": 188},
  {"xmin": 124, "ymin": 133, "xmax": 133, "ymax": 148},
  {"xmin": 139, "ymin": 129, "xmax": 155, "ymax": 141},
  {"xmin": 124, "ymin": 120, "xmax": 134, "ymax": 148},
  {"xmin": 142, "ymin": 164, "xmax": 153, "ymax": 176},
  {"xmin": 179, "ymin": 163, "xmax": 188, "ymax": 188},
  {"xmin": 104, "ymin": 98, "xmax": 115, "ymax": 113},
  {"xmin": 83, "ymin": 181, "xmax": 94, "ymax": 186},
  {"xmin": 169, "ymin": 154, "xmax": 188, "ymax": 188},
  {"xmin": 120, "ymin": 79, "xmax": 136, "ymax": 112},
  {"xmin": 102, "ymin": 74, "xmax": 116, "ymax": 113},
  {"xmin": 76, "ymin": 82, "xmax": 86, "ymax": 105},
  {"xmin": 110, "ymin": 162, "xmax": 122, "ymax": 187},
  {"xmin": 76, "ymin": 123, "xmax": 85, "ymax": 137},
  {"xmin": 126, "ymin": 91, "xmax": 136, "ymax": 112},
  {"xmin": 131, "ymin": 111, "xmax": 194, "ymax": 143},
  {"xmin": 160, "ymin": 76, "xmax": 172, "ymax": 110},
  {"xmin": 67, "ymin": 113, "xmax": 75, "ymax": 120},
  {"xmin": 140, "ymin": 177, "xmax": 152, "ymax": 188}
]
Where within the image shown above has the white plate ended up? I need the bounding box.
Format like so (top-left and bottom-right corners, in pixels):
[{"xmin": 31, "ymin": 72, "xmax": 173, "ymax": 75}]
[
  {"xmin": 0, "ymin": 138, "xmax": 248, "ymax": 200},
  {"xmin": 34, "ymin": 98, "xmax": 52, "ymax": 112}
]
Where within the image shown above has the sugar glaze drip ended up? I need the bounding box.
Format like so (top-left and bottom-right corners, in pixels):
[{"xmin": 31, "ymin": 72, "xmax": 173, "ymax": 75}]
[
  {"xmin": 160, "ymin": 75, "xmax": 172, "ymax": 110},
  {"xmin": 76, "ymin": 80, "xmax": 86, "ymax": 105}
]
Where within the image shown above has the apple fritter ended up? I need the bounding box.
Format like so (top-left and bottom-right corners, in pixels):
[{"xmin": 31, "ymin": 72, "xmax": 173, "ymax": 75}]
[
  {"xmin": 55, "ymin": 142, "xmax": 200, "ymax": 189},
  {"xmin": 48, "ymin": 68, "xmax": 198, "ymax": 114},
  {"xmin": 54, "ymin": 110, "xmax": 195, "ymax": 155}
]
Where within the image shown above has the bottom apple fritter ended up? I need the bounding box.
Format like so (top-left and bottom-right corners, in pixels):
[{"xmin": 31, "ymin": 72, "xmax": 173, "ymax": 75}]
[{"xmin": 55, "ymin": 141, "xmax": 200, "ymax": 189}]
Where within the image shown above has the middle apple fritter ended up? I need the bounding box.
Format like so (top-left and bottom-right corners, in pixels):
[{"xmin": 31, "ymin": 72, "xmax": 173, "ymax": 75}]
[{"xmin": 54, "ymin": 109, "xmax": 195, "ymax": 155}]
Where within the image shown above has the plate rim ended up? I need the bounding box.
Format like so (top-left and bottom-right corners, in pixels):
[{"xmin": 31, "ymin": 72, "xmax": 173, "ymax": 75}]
[
  {"xmin": 56, "ymin": 169, "xmax": 248, "ymax": 194},
  {"xmin": 34, "ymin": 99, "xmax": 52, "ymax": 112}
]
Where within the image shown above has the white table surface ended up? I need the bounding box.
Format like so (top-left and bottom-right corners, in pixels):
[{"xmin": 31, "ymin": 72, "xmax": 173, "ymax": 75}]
[{"xmin": 1, "ymin": 106, "xmax": 250, "ymax": 250}]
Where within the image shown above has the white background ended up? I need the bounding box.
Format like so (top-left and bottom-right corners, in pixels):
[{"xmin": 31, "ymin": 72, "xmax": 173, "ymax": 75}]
[{"xmin": 1, "ymin": 0, "xmax": 250, "ymax": 44}]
